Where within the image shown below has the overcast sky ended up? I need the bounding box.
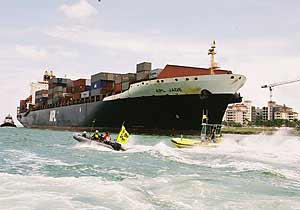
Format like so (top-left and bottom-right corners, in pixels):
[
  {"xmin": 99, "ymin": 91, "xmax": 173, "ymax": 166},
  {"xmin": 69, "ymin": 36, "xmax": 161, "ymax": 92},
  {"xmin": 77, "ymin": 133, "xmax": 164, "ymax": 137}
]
[{"xmin": 1, "ymin": 0, "xmax": 300, "ymax": 123}]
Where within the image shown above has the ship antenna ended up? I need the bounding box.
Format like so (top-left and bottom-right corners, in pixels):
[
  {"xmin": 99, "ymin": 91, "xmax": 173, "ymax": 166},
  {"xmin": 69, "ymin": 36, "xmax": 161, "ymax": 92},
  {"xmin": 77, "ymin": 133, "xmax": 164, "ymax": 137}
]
[{"xmin": 208, "ymin": 40, "xmax": 219, "ymax": 75}]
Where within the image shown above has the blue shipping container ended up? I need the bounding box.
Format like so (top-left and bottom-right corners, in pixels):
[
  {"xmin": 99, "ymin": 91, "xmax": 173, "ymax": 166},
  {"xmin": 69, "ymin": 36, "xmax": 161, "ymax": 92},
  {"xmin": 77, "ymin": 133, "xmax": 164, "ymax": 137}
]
[
  {"xmin": 91, "ymin": 81, "xmax": 107, "ymax": 89},
  {"xmin": 35, "ymin": 97, "xmax": 48, "ymax": 103}
]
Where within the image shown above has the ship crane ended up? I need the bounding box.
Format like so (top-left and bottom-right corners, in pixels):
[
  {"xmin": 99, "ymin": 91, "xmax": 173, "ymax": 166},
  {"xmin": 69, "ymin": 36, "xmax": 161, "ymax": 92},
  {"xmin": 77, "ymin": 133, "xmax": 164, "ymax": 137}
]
[{"xmin": 261, "ymin": 79, "xmax": 300, "ymax": 101}]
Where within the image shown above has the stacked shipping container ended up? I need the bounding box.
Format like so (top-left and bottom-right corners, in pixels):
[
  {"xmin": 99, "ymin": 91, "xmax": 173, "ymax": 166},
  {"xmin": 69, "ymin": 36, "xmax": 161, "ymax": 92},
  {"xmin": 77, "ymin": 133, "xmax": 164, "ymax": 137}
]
[
  {"xmin": 48, "ymin": 78, "xmax": 71, "ymax": 105},
  {"xmin": 136, "ymin": 62, "xmax": 151, "ymax": 81},
  {"xmin": 121, "ymin": 73, "xmax": 136, "ymax": 91},
  {"xmin": 72, "ymin": 79, "xmax": 91, "ymax": 100},
  {"xmin": 35, "ymin": 89, "xmax": 48, "ymax": 107},
  {"xmin": 19, "ymin": 61, "xmax": 158, "ymax": 112},
  {"xmin": 91, "ymin": 72, "xmax": 116, "ymax": 97},
  {"xmin": 19, "ymin": 100, "xmax": 27, "ymax": 113}
]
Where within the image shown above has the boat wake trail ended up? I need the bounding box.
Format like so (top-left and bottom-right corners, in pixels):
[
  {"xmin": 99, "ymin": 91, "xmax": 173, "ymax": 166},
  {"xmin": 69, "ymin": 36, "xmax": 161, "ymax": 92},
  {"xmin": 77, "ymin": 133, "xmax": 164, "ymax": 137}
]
[
  {"xmin": 134, "ymin": 129, "xmax": 300, "ymax": 182},
  {"xmin": 73, "ymin": 142, "xmax": 112, "ymax": 152}
]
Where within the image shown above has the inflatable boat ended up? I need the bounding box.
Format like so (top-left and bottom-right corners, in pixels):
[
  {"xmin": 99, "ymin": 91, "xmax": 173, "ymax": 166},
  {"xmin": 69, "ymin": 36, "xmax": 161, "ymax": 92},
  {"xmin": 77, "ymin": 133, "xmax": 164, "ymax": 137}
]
[{"xmin": 73, "ymin": 133, "xmax": 126, "ymax": 151}]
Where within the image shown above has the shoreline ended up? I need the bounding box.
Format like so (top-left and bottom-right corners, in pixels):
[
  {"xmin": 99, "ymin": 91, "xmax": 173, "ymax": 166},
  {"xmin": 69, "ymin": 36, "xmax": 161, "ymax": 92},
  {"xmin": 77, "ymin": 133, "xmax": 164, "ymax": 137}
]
[
  {"xmin": 222, "ymin": 127, "xmax": 277, "ymax": 135},
  {"xmin": 222, "ymin": 126, "xmax": 299, "ymax": 136},
  {"xmin": 12, "ymin": 125, "xmax": 300, "ymax": 136}
]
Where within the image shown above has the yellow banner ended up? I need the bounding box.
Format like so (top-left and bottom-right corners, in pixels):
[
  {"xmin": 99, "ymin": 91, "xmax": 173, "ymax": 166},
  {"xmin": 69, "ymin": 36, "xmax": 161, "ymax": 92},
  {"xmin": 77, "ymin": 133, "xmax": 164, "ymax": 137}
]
[{"xmin": 116, "ymin": 125, "xmax": 130, "ymax": 144}]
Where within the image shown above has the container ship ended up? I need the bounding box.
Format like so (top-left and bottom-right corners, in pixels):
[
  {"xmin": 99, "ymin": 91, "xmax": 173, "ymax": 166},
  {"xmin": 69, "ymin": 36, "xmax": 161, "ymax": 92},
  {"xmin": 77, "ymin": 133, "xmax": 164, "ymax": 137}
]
[{"xmin": 17, "ymin": 42, "xmax": 246, "ymax": 134}]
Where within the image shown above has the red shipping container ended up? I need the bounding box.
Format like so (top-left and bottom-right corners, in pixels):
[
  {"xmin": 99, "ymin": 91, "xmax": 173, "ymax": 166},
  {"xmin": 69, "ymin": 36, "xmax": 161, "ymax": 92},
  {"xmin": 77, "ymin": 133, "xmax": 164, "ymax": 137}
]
[
  {"xmin": 73, "ymin": 79, "xmax": 86, "ymax": 87},
  {"xmin": 48, "ymin": 83, "xmax": 56, "ymax": 89},
  {"xmin": 105, "ymin": 81, "xmax": 114, "ymax": 88},
  {"xmin": 114, "ymin": 83, "xmax": 122, "ymax": 92},
  {"xmin": 157, "ymin": 65, "xmax": 232, "ymax": 79},
  {"xmin": 74, "ymin": 86, "xmax": 86, "ymax": 93},
  {"xmin": 20, "ymin": 100, "xmax": 26, "ymax": 106},
  {"xmin": 26, "ymin": 95, "xmax": 32, "ymax": 103},
  {"xmin": 72, "ymin": 93, "xmax": 81, "ymax": 100}
]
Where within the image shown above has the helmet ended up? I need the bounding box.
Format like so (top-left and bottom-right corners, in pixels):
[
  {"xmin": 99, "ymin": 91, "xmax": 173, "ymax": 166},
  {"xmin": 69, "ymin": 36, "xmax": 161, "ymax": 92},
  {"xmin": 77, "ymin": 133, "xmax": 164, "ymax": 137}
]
[
  {"xmin": 95, "ymin": 130, "xmax": 99, "ymax": 133},
  {"xmin": 83, "ymin": 131, "xmax": 87, "ymax": 134}
]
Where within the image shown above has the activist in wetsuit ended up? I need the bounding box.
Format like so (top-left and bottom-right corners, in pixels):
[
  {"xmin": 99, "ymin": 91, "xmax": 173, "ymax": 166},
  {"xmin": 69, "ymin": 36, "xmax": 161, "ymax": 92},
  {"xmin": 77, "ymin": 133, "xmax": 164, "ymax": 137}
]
[
  {"xmin": 82, "ymin": 131, "xmax": 87, "ymax": 138},
  {"xmin": 103, "ymin": 132, "xmax": 122, "ymax": 150},
  {"xmin": 91, "ymin": 130, "xmax": 100, "ymax": 141},
  {"xmin": 103, "ymin": 132, "xmax": 111, "ymax": 143}
]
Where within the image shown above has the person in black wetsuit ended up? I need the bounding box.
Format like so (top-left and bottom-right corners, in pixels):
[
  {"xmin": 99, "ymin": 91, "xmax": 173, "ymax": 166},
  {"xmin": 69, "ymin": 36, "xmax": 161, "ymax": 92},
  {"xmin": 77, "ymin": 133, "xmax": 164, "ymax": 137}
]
[{"xmin": 82, "ymin": 131, "xmax": 87, "ymax": 138}]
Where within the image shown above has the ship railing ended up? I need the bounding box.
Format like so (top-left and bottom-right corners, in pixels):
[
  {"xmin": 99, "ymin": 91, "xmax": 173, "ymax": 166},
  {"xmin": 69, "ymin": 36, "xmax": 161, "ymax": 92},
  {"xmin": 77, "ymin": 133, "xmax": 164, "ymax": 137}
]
[
  {"xmin": 200, "ymin": 123, "xmax": 223, "ymax": 140},
  {"xmin": 29, "ymin": 93, "xmax": 111, "ymax": 111}
]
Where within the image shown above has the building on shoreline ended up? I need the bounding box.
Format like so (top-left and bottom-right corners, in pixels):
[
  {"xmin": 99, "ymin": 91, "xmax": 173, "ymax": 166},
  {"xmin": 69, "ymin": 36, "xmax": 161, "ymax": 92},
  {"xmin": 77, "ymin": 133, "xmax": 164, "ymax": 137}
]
[
  {"xmin": 223, "ymin": 100, "xmax": 253, "ymax": 124},
  {"xmin": 223, "ymin": 100, "xmax": 299, "ymax": 125}
]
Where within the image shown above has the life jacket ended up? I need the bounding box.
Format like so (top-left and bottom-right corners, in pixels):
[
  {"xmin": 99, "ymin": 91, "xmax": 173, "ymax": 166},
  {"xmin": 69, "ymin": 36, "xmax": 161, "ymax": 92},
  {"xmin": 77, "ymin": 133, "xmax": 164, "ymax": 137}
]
[{"xmin": 104, "ymin": 134, "xmax": 111, "ymax": 141}]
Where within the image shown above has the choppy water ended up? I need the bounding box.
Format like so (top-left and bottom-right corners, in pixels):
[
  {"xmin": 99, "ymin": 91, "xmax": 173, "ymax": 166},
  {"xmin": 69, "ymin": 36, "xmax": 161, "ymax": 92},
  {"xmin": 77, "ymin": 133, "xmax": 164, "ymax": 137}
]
[{"xmin": 0, "ymin": 128, "xmax": 300, "ymax": 210}]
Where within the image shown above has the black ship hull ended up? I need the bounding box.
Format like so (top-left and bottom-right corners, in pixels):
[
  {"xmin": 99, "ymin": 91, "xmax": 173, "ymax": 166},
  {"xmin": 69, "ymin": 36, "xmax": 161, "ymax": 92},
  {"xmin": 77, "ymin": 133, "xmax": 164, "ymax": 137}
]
[{"xmin": 18, "ymin": 93, "xmax": 241, "ymax": 134}]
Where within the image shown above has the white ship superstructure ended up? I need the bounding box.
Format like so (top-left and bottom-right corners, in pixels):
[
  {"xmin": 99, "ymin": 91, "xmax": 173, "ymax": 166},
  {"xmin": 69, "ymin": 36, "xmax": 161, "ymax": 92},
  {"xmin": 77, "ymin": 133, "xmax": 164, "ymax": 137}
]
[{"xmin": 105, "ymin": 74, "xmax": 246, "ymax": 101}]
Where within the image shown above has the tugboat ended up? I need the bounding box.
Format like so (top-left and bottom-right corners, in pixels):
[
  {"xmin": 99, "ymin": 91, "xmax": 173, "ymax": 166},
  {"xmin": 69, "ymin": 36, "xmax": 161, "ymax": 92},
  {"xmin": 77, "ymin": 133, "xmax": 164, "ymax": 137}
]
[{"xmin": 0, "ymin": 114, "xmax": 17, "ymax": 127}]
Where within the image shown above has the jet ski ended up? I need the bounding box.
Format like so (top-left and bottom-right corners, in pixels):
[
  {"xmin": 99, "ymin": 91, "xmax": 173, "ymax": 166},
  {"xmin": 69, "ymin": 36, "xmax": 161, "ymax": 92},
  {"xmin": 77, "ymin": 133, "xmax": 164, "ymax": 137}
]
[
  {"xmin": 73, "ymin": 133, "xmax": 126, "ymax": 151},
  {"xmin": 171, "ymin": 123, "xmax": 223, "ymax": 148},
  {"xmin": 171, "ymin": 137, "xmax": 222, "ymax": 148}
]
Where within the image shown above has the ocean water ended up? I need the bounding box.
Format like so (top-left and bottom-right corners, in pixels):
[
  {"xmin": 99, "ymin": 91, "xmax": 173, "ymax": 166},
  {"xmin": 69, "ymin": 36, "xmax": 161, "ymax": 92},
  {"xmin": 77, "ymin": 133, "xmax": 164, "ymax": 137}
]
[{"xmin": 0, "ymin": 128, "xmax": 299, "ymax": 210}]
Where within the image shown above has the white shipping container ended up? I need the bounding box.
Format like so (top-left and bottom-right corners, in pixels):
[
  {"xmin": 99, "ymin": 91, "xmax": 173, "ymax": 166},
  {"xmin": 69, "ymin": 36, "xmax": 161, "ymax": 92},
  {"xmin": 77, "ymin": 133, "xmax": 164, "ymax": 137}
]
[
  {"xmin": 63, "ymin": 93, "xmax": 72, "ymax": 97},
  {"xmin": 91, "ymin": 89, "xmax": 101, "ymax": 96},
  {"xmin": 121, "ymin": 81, "xmax": 130, "ymax": 91},
  {"xmin": 81, "ymin": 91, "xmax": 90, "ymax": 98},
  {"xmin": 85, "ymin": 79, "xmax": 91, "ymax": 86},
  {"xmin": 150, "ymin": 68, "xmax": 163, "ymax": 79}
]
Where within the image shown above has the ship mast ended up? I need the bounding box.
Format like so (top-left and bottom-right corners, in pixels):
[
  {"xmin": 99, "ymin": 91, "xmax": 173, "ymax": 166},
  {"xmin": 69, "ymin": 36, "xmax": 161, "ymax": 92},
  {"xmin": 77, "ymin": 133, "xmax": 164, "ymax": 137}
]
[{"xmin": 208, "ymin": 40, "xmax": 219, "ymax": 75}]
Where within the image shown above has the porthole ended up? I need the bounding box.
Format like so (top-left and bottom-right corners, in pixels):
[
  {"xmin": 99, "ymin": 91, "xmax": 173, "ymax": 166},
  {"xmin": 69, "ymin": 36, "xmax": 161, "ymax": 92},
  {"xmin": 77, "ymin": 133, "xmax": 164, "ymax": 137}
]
[
  {"xmin": 161, "ymin": 80, "xmax": 164, "ymax": 83},
  {"xmin": 142, "ymin": 82, "xmax": 144, "ymax": 85},
  {"xmin": 231, "ymin": 76, "xmax": 234, "ymax": 79},
  {"xmin": 194, "ymin": 77, "xmax": 198, "ymax": 80},
  {"xmin": 186, "ymin": 78, "xmax": 189, "ymax": 81},
  {"xmin": 157, "ymin": 80, "xmax": 160, "ymax": 83},
  {"xmin": 175, "ymin": 79, "xmax": 178, "ymax": 81}
]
